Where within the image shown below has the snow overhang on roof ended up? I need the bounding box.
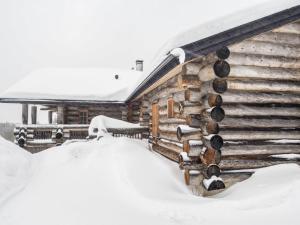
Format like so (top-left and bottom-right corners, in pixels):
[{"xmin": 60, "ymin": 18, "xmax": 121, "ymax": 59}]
[
  {"xmin": 0, "ymin": 68, "xmax": 143, "ymax": 104},
  {"xmin": 126, "ymin": 1, "xmax": 300, "ymax": 101}
]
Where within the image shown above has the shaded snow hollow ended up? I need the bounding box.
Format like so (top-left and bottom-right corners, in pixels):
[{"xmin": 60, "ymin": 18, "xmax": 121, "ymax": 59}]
[{"xmin": 0, "ymin": 136, "xmax": 300, "ymax": 225}]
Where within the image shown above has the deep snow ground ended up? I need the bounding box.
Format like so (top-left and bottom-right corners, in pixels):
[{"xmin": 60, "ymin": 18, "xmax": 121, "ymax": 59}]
[{"xmin": 0, "ymin": 136, "xmax": 300, "ymax": 225}]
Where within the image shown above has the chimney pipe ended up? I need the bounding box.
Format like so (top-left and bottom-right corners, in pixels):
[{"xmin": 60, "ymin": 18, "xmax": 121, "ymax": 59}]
[{"xmin": 136, "ymin": 60, "xmax": 143, "ymax": 72}]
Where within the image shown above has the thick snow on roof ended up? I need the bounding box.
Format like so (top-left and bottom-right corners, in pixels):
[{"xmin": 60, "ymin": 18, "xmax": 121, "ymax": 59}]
[
  {"xmin": 131, "ymin": 0, "xmax": 299, "ymax": 99},
  {"xmin": 0, "ymin": 68, "xmax": 143, "ymax": 102},
  {"xmin": 0, "ymin": 137, "xmax": 300, "ymax": 224}
]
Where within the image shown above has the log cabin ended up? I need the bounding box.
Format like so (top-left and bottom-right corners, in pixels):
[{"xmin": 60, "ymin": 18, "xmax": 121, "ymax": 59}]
[
  {"xmin": 0, "ymin": 65, "xmax": 145, "ymax": 151},
  {"xmin": 1, "ymin": 1, "xmax": 300, "ymax": 195}
]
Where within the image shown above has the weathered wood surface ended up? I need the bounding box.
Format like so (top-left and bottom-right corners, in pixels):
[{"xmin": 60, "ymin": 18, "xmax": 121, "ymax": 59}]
[
  {"xmin": 230, "ymin": 40, "xmax": 300, "ymax": 58},
  {"xmin": 22, "ymin": 104, "xmax": 28, "ymax": 125},
  {"xmin": 227, "ymin": 79, "xmax": 300, "ymax": 93},
  {"xmin": 220, "ymin": 130, "xmax": 300, "ymax": 141},
  {"xmin": 219, "ymin": 117, "xmax": 300, "ymax": 129},
  {"xmin": 250, "ymin": 31, "xmax": 300, "ymax": 45},
  {"xmin": 222, "ymin": 91, "xmax": 300, "ymax": 104},
  {"xmin": 228, "ymin": 52, "xmax": 300, "ymax": 69},
  {"xmin": 222, "ymin": 144, "xmax": 300, "ymax": 157},
  {"xmin": 229, "ymin": 65, "xmax": 300, "ymax": 81},
  {"xmin": 223, "ymin": 105, "xmax": 300, "ymax": 118}
]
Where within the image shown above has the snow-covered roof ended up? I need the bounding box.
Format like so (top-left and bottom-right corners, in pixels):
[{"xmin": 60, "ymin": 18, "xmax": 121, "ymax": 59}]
[
  {"xmin": 1, "ymin": 0, "xmax": 299, "ymax": 104},
  {"xmin": 128, "ymin": 0, "xmax": 300, "ymax": 100},
  {"xmin": 0, "ymin": 68, "xmax": 143, "ymax": 103}
]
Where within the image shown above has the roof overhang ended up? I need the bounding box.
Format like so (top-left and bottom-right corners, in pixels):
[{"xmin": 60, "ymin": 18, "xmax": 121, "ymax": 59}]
[
  {"xmin": 126, "ymin": 5, "xmax": 300, "ymax": 102},
  {"xmin": 0, "ymin": 98, "xmax": 126, "ymax": 106}
]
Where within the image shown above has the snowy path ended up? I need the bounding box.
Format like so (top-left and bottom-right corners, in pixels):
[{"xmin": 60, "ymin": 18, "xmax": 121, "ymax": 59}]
[{"xmin": 0, "ymin": 136, "xmax": 300, "ymax": 225}]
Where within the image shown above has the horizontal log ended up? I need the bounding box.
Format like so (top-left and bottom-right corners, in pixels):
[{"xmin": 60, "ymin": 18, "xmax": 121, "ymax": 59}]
[
  {"xmin": 227, "ymin": 79, "xmax": 300, "ymax": 93},
  {"xmin": 250, "ymin": 31, "xmax": 300, "ymax": 45},
  {"xmin": 229, "ymin": 65, "xmax": 300, "ymax": 81},
  {"xmin": 213, "ymin": 60, "xmax": 230, "ymax": 78},
  {"xmin": 220, "ymin": 158, "xmax": 300, "ymax": 170},
  {"xmin": 223, "ymin": 105, "xmax": 300, "ymax": 118},
  {"xmin": 222, "ymin": 144, "xmax": 300, "ymax": 157},
  {"xmin": 222, "ymin": 91, "xmax": 300, "ymax": 104},
  {"xmin": 272, "ymin": 22, "xmax": 300, "ymax": 34},
  {"xmin": 157, "ymin": 140, "xmax": 182, "ymax": 153},
  {"xmin": 152, "ymin": 144, "xmax": 179, "ymax": 162},
  {"xmin": 186, "ymin": 115, "xmax": 219, "ymax": 134},
  {"xmin": 230, "ymin": 40, "xmax": 300, "ymax": 58},
  {"xmin": 228, "ymin": 52, "xmax": 300, "ymax": 69},
  {"xmin": 220, "ymin": 118, "xmax": 300, "ymax": 130},
  {"xmin": 220, "ymin": 130, "xmax": 300, "ymax": 141}
]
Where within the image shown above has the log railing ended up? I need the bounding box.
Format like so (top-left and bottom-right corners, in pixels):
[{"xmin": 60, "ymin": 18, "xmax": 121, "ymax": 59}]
[{"xmin": 14, "ymin": 124, "xmax": 149, "ymax": 153}]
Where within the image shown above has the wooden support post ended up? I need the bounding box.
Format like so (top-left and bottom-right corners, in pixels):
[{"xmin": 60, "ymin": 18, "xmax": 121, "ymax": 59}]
[
  {"xmin": 48, "ymin": 111, "xmax": 53, "ymax": 124},
  {"xmin": 22, "ymin": 104, "xmax": 28, "ymax": 125},
  {"xmin": 57, "ymin": 106, "xmax": 65, "ymax": 124},
  {"xmin": 31, "ymin": 106, "xmax": 37, "ymax": 124}
]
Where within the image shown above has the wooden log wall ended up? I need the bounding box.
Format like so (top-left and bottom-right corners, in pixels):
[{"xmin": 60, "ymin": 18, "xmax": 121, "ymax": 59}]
[
  {"xmin": 139, "ymin": 20, "xmax": 300, "ymax": 195},
  {"xmin": 63, "ymin": 104, "xmax": 126, "ymax": 124}
]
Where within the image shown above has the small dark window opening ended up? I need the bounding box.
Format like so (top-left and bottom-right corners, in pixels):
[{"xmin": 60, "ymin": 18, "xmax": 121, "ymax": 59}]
[
  {"xmin": 79, "ymin": 111, "xmax": 88, "ymax": 124},
  {"xmin": 115, "ymin": 74, "xmax": 119, "ymax": 79}
]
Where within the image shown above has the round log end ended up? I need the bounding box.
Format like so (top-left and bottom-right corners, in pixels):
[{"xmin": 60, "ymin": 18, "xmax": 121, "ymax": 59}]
[
  {"xmin": 210, "ymin": 107, "xmax": 225, "ymax": 122},
  {"xmin": 213, "ymin": 60, "xmax": 230, "ymax": 78},
  {"xmin": 56, "ymin": 132, "xmax": 63, "ymax": 139},
  {"xmin": 176, "ymin": 127, "xmax": 183, "ymax": 141},
  {"xmin": 213, "ymin": 79, "xmax": 228, "ymax": 93},
  {"xmin": 207, "ymin": 180, "xmax": 225, "ymax": 191},
  {"xmin": 206, "ymin": 121, "xmax": 219, "ymax": 134},
  {"xmin": 207, "ymin": 164, "xmax": 221, "ymax": 178},
  {"xmin": 210, "ymin": 135, "xmax": 223, "ymax": 150},
  {"xmin": 18, "ymin": 137, "xmax": 25, "ymax": 147},
  {"xmin": 216, "ymin": 46, "xmax": 230, "ymax": 59},
  {"xmin": 208, "ymin": 94, "xmax": 223, "ymax": 107}
]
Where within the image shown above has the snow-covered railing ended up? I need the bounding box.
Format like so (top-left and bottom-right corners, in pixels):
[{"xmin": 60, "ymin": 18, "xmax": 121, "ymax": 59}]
[
  {"xmin": 107, "ymin": 127, "xmax": 149, "ymax": 139},
  {"xmin": 14, "ymin": 124, "xmax": 89, "ymax": 153}
]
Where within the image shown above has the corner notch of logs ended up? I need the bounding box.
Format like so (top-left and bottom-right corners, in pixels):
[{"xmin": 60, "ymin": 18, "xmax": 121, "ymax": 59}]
[{"xmin": 179, "ymin": 46, "xmax": 230, "ymax": 193}]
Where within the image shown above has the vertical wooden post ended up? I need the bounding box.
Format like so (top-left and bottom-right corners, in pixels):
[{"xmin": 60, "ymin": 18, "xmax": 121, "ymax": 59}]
[
  {"xmin": 57, "ymin": 106, "xmax": 65, "ymax": 124},
  {"xmin": 31, "ymin": 106, "xmax": 37, "ymax": 124},
  {"xmin": 48, "ymin": 111, "xmax": 53, "ymax": 124},
  {"xmin": 151, "ymin": 103, "xmax": 159, "ymax": 140},
  {"xmin": 22, "ymin": 104, "xmax": 28, "ymax": 124}
]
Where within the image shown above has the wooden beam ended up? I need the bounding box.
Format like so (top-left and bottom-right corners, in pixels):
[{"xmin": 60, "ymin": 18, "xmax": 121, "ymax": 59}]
[{"xmin": 22, "ymin": 104, "xmax": 28, "ymax": 124}]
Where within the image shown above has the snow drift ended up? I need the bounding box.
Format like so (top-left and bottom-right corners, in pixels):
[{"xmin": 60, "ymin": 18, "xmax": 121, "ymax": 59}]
[
  {"xmin": 0, "ymin": 136, "xmax": 32, "ymax": 205},
  {"xmin": 88, "ymin": 115, "xmax": 141, "ymax": 137},
  {"xmin": 0, "ymin": 136, "xmax": 299, "ymax": 225}
]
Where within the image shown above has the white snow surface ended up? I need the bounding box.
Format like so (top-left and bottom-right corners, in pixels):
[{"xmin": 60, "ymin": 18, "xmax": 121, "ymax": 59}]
[
  {"xmin": 88, "ymin": 115, "xmax": 140, "ymax": 137},
  {"xmin": 0, "ymin": 68, "xmax": 143, "ymax": 102},
  {"xmin": 0, "ymin": 135, "xmax": 300, "ymax": 225},
  {"xmin": 0, "ymin": 137, "xmax": 32, "ymax": 205}
]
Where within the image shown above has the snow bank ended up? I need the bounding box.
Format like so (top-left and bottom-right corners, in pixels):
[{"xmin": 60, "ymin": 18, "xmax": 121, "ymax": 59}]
[
  {"xmin": 0, "ymin": 136, "xmax": 32, "ymax": 205},
  {"xmin": 0, "ymin": 137, "xmax": 299, "ymax": 225},
  {"xmin": 88, "ymin": 115, "xmax": 140, "ymax": 137}
]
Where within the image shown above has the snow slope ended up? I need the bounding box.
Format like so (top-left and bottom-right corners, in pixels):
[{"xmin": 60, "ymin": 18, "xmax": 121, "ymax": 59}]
[
  {"xmin": 0, "ymin": 137, "xmax": 32, "ymax": 206},
  {"xmin": 0, "ymin": 136, "xmax": 300, "ymax": 225}
]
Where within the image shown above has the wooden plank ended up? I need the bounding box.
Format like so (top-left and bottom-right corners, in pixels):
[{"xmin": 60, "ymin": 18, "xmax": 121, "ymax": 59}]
[
  {"xmin": 228, "ymin": 52, "xmax": 300, "ymax": 69},
  {"xmin": 223, "ymin": 105, "xmax": 300, "ymax": 118},
  {"xmin": 222, "ymin": 144, "xmax": 300, "ymax": 157},
  {"xmin": 229, "ymin": 40, "xmax": 300, "ymax": 58},
  {"xmin": 229, "ymin": 65, "xmax": 300, "ymax": 81},
  {"xmin": 151, "ymin": 103, "xmax": 159, "ymax": 138}
]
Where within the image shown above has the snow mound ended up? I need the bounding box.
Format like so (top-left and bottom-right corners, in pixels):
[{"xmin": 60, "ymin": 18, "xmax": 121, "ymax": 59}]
[
  {"xmin": 88, "ymin": 115, "xmax": 140, "ymax": 137},
  {"xmin": 0, "ymin": 137, "xmax": 299, "ymax": 225},
  {"xmin": 0, "ymin": 136, "xmax": 32, "ymax": 204}
]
